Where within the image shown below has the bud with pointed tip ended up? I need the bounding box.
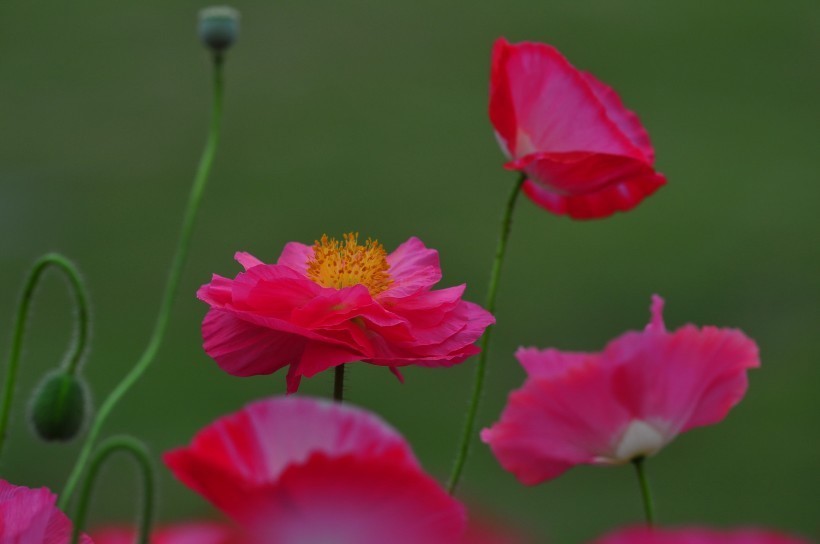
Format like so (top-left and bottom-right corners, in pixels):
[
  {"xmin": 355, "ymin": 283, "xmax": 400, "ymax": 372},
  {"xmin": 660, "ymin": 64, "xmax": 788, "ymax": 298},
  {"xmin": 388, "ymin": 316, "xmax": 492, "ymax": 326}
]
[
  {"xmin": 29, "ymin": 371, "xmax": 88, "ymax": 442},
  {"xmin": 198, "ymin": 6, "xmax": 240, "ymax": 53}
]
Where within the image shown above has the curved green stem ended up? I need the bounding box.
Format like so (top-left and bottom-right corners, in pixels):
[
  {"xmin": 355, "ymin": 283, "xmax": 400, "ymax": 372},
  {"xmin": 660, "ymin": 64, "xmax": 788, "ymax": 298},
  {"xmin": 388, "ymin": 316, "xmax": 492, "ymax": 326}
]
[
  {"xmin": 633, "ymin": 456, "xmax": 656, "ymax": 526},
  {"xmin": 333, "ymin": 364, "xmax": 345, "ymax": 403},
  {"xmin": 71, "ymin": 436, "xmax": 155, "ymax": 544},
  {"xmin": 447, "ymin": 173, "xmax": 525, "ymax": 494},
  {"xmin": 59, "ymin": 54, "xmax": 225, "ymax": 509},
  {"xmin": 0, "ymin": 253, "xmax": 90, "ymax": 456}
]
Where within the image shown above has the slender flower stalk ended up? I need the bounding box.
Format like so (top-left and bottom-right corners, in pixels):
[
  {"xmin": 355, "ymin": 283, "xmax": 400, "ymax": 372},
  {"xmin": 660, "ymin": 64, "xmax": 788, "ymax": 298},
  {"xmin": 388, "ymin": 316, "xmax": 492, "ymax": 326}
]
[
  {"xmin": 71, "ymin": 436, "xmax": 155, "ymax": 544},
  {"xmin": 59, "ymin": 52, "xmax": 226, "ymax": 509},
  {"xmin": 448, "ymin": 173, "xmax": 526, "ymax": 494},
  {"xmin": 633, "ymin": 456, "xmax": 655, "ymax": 526},
  {"xmin": 333, "ymin": 365, "xmax": 345, "ymax": 402},
  {"xmin": 0, "ymin": 253, "xmax": 90, "ymax": 455}
]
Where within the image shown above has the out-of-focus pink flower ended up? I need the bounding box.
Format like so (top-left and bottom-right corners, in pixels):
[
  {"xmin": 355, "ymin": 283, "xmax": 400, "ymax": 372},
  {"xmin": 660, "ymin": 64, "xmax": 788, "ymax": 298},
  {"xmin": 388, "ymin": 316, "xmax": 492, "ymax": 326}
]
[
  {"xmin": 0, "ymin": 479, "xmax": 92, "ymax": 544},
  {"xmin": 164, "ymin": 396, "xmax": 466, "ymax": 544},
  {"xmin": 591, "ymin": 526, "xmax": 812, "ymax": 544},
  {"xmin": 90, "ymin": 523, "xmax": 240, "ymax": 544},
  {"xmin": 490, "ymin": 38, "xmax": 666, "ymax": 219},
  {"xmin": 482, "ymin": 295, "xmax": 759, "ymax": 485},
  {"xmin": 198, "ymin": 233, "xmax": 494, "ymax": 392}
]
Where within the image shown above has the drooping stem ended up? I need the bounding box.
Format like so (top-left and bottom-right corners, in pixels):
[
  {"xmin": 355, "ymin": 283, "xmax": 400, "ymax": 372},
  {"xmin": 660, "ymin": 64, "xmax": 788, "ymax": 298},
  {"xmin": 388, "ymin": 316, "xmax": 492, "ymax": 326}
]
[
  {"xmin": 0, "ymin": 253, "xmax": 90, "ymax": 456},
  {"xmin": 632, "ymin": 456, "xmax": 655, "ymax": 526},
  {"xmin": 447, "ymin": 173, "xmax": 525, "ymax": 494},
  {"xmin": 59, "ymin": 54, "xmax": 225, "ymax": 509},
  {"xmin": 333, "ymin": 364, "xmax": 345, "ymax": 403},
  {"xmin": 70, "ymin": 436, "xmax": 155, "ymax": 544}
]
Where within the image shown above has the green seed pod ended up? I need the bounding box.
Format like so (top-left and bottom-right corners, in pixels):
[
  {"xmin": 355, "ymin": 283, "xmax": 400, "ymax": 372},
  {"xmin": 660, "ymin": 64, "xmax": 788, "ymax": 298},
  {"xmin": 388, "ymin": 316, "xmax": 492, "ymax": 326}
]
[
  {"xmin": 29, "ymin": 371, "xmax": 87, "ymax": 442},
  {"xmin": 198, "ymin": 6, "xmax": 240, "ymax": 52}
]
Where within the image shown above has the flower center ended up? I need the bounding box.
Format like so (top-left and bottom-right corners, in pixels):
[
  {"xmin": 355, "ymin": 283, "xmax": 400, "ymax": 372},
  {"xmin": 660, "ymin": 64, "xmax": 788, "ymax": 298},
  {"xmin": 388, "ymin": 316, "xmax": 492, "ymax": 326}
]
[{"xmin": 306, "ymin": 233, "xmax": 393, "ymax": 296}]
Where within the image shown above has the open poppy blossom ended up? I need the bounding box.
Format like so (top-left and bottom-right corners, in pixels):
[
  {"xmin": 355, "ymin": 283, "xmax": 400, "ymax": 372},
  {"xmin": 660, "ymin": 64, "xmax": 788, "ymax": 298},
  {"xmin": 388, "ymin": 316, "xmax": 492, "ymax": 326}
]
[
  {"xmin": 198, "ymin": 233, "xmax": 494, "ymax": 392},
  {"xmin": 164, "ymin": 396, "xmax": 466, "ymax": 544},
  {"xmin": 90, "ymin": 523, "xmax": 240, "ymax": 544},
  {"xmin": 591, "ymin": 526, "xmax": 811, "ymax": 544},
  {"xmin": 490, "ymin": 38, "xmax": 666, "ymax": 219},
  {"xmin": 482, "ymin": 295, "xmax": 759, "ymax": 485},
  {"xmin": 0, "ymin": 479, "xmax": 92, "ymax": 544}
]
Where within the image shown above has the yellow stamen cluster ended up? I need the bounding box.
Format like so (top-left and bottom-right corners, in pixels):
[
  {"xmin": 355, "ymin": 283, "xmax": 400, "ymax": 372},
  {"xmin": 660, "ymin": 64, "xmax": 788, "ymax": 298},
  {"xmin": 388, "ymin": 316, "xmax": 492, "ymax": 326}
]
[{"xmin": 306, "ymin": 233, "xmax": 393, "ymax": 296}]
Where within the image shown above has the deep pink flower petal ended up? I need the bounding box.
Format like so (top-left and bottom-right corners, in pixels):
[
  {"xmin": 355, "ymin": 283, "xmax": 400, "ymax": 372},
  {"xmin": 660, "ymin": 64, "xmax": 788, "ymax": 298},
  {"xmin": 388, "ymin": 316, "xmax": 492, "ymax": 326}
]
[
  {"xmin": 490, "ymin": 38, "xmax": 644, "ymax": 161},
  {"xmin": 238, "ymin": 454, "xmax": 465, "ymax": 544},
  {"xmin": 483, "ymin": 296, "xmax": 759, "ymax": 484},
  {"xmin": 490, "ymin": 38, "xmax": 664, "ymax": 219},
  {"xmin": 164, "ymin": 396, "xmax": 420, "ymax": 519},
  {"xmin": 515, "ymin": 152, "xmax": 666, "ymax": 219},
  {"xmin": 591, "ymin": 526, "xmax": 812, "ymax": 544},
  {"xmin": 0, "ymin": 480, "xmax": 92, "ymax": 544},
  {"xmin": 276, "ymin": 241, "xmax": 313, "ymax": 275},
  {"xmin": 198, "ymin": 236, "xmax": 492, "ymax": 391},
  {"xmin": 91, "ymin": 523, "xmax": 240, "ymax": 544},
  {"xmin": 382, "ymin": 237, "xmax": 442, "ymax": 298}
]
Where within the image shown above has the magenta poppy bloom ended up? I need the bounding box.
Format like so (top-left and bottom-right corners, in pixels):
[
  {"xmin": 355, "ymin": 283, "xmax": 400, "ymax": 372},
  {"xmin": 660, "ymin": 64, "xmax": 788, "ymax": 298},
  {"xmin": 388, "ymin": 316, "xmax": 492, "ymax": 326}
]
[
  {"xmin": 482, "ymin": 295, "xmax": 759, "ymax": 484},
  {"xmin": 490, "ymin": 38, "xmax": 666, "ymax": 219},
  {"xmin": 198, "ymin": 233, "xmax": 494, "ymax": 392},
  {"xmin": 0, "ymin": 479, "xmax": 92, "ymax": 544},
  {"xmin": 164, "ymin": 396, "xmax": 466, "ymax": 544},
  {"xmin": 591, "ymin": 526, "xmax": 811, "ymax": 544},
  {"xmin": 91, "ymin": 523, "xmax": 239, "ymax": 544}
]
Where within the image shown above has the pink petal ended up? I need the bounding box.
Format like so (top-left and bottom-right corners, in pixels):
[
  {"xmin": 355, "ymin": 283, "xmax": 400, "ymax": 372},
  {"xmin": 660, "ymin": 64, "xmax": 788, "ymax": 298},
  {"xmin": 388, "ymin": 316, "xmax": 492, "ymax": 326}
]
[
  {"xmin": 240, "ymin": 454, "xmax": 466, "ymax": 544},
  {"xmin": 383, "ymin": 237, "xmax": 442, "ymax": 298},
  {"xmin": 591, "ymin": 526, "xmax": 812, "ymax": 544},
  {"xmin": 164, "ymin": 396, "xmax": 420, "ymax": 520},
  {"xmin": 489, "ymin": 38, "xmax": 645, "ymax": 161},
  {"xmin": 581, "ymin": 71, "xmax": 655, "ymax": 162},
  {"xmin": 234, "ymin": 252, "xmax": 264, "ymax": 271},
  {"xmin": 517, "ymin": 152, "xmax": 666, "ymax": 219},
  {"xmin": 276, "ymin": 241, "xmax": 313, "ymax": 275},
  {"xmin": 515, "ymin": 346, "xmax": 595, "ymax": 379},
  {"xmin": 0, "ymin": 480, "xmax": 92, "ymax": 544}
]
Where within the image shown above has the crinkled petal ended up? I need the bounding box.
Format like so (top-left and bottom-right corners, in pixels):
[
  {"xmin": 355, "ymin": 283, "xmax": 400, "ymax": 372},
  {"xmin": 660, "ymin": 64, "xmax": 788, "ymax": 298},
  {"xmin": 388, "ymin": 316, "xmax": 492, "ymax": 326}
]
[
  {"xmin": 382, "ymin": 237, "xmax": 442, "ymax": 298},
  {"xmin": 276, "ymin": 242, "xmax": 313, "ymax": 275},
  {"xmin": 0, "ymin": 480, "xmax": 92, "ymax": 544}
]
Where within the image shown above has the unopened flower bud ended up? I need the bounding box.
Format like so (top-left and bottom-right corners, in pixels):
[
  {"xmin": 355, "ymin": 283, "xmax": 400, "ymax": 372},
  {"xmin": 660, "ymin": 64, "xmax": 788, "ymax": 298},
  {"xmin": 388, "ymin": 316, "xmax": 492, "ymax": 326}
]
[
  {"xmin": 29, "ymin": 372, "xmax": 87, "ymax": 442},
  {"xmin": 198, "ymin": 6, "xmax": 240, "ymax": 52}
]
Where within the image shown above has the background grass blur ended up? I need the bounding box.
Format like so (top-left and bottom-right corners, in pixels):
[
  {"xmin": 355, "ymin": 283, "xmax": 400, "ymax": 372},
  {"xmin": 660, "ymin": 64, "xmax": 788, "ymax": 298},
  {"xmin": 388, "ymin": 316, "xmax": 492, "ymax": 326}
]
[{"xmin": 1, "ymin": 1, "xmax": 818, "ymax": 541}]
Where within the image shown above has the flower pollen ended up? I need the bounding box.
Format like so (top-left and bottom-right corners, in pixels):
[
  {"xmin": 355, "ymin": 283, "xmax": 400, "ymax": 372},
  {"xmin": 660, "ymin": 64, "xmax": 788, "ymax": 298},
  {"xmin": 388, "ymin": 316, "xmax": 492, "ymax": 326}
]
[{"xmin": 306, "ymin": 233, "xmax": 393, "ymax": 295}]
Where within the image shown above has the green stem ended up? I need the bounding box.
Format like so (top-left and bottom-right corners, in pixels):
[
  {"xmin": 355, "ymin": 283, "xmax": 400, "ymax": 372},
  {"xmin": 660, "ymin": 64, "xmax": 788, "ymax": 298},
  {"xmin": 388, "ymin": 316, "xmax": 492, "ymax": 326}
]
[
  {"xmin": 0, "ymin": 254, "xmax": 90, "ymax": 456},
  {"xmin": 333, "ymin": 364, "xmax": 345, "ymax": 403},
  {"xmin": 70, "ymin": 436, "xmax": 155, "ymax": 544},
  {"xmin": 59, "ymin": 54, "xmax": 225, "ymax": 509},
  {"xmin": 632, "ymin": 456, "xmax": 655, "ymax": 526},
  {"xmin": 447, "ymin": 173, "xmax": 525, "ymax": 494}
]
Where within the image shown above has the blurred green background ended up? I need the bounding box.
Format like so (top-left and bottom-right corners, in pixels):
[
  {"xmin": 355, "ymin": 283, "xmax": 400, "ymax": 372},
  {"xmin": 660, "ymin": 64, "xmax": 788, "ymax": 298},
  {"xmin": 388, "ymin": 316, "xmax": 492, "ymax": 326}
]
[{"xmin": 1, "ymin": 1, "xmax": 818, "ymax": 541}]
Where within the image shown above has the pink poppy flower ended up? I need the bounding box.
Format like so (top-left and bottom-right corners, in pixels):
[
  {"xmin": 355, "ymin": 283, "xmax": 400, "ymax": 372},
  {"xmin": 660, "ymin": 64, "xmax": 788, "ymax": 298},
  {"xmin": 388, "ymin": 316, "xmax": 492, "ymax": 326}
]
[
  {"xmin": 164, "ymin": 396, "xmax": 466, "ymax": 544},
  {"xmin": 198, "ymin": 233, "xmax": 495, "ymax": 392},
  {"xmin": 90, "ymin": 523, "xmax": 240, "ymax": 544},
  {"xmin": 0, "ymin": 479, "xmax": 92, "ymax": 544},
  {"xmin": 591, "ymin": 526, "xmax": 811, "ymax": 544},
  {"xmin": 482, "ymin": 295, "xmax": 760, "ymax": 484},
  {"xmin": 490, "ymin": 38, "xmax": 666, "ymax": 219}
]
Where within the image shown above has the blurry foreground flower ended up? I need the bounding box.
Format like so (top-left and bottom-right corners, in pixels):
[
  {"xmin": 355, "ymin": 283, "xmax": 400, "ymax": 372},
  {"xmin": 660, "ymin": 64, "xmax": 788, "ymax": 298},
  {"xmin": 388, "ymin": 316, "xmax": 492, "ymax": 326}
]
[
  {"xmin": 91, "ymin": 522, "xmax": 240, "ymax": 544},
  {"xmin": 490, "ymin": 38, "xmax": 666, "ymax": 219},
  {"xmin": 0, "ymin": 479, "xmax": 92, "ymax": 543},
  {"xmin": 198, "ymin": 234, "xmax": 494, "ymax": 392},
  {"xmin": 482, "ymin": 295, "xmax": 759, "ymax": 484},
  {"xmin": 164, "ymin": 396, "xmax": 466, "ymax": 544},
  {"xmin": 591, "ymin": 526, "xmax": 812, "ymax": 544}
]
